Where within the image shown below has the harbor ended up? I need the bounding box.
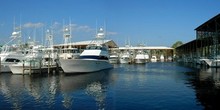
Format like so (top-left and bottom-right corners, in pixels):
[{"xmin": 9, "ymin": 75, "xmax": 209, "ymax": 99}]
[
  {"xmin": 1, "ymin": 0, "xmax": 220, "ymax": 109},
  {"xmin": 0, "ymin": 24, "xmax": 174, "ymax": 75},
  {"xmin": 1, "ymin": 62, "xmax": 220, "ymax": 110}
]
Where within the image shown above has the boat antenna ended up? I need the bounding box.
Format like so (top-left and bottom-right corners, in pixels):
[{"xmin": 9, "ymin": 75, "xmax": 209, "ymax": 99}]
[
  {"xmin": 96, "ymin": 19, "xmax": 98, "ymax": 38},
  {"xmin": 69, "ymin": 17, "xmax": 72, "ymax": 44},
  {"xmin": 104, "ymin": 20, "xmax": 106, "ymax": 39}
]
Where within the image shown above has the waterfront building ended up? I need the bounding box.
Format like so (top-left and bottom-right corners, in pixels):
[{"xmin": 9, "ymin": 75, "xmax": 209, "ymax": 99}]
[{"xmin": 176, "ymin": 13, "xmax": 220, "ymax": 67}]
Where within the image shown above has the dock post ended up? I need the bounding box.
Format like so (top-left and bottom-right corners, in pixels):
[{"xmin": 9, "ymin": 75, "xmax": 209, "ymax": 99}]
[
  {"xmin": 29, "ymin": 60, "xmax": 32, "ymax": 75},
  {"xmin": 22, "ymin": 60, "xmax": 25, "ymax": 75},
  {"xmin": 0, "ymin": 57, "xmax": 1, "ymax": 73},
  {"xmin": 40, "ymin": 59, "xmax": 42, "ymax": 74},
  {"xmin": 56, "ymin": 59, "xmax": 59, "ymax": 74},
  {"xmin": 48, "ymin": 53, "xmax": 50, "ymax": 75}
]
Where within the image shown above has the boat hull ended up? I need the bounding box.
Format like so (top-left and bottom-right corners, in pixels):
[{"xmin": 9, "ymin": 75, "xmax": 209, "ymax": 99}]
[
  {"xmin": 9, "ymin": 65, "xmax": 49, "ymax": 75},
  {"xmin": 134, "ymin": 59, "xmax": 146, "ymax": 64},
  {"xmin": 60, "ymin": 59, "xmax": 113, "ymax": 73},
  {"xmin": 119, "ymin": 58, "xmax": 131, "ymax": 64},
  {"xmin": 1, "ymin": 65, "xmax": 11, "ymax": 73},
  {"xmin": 109, "ymin": 58, "xmax": 119, "ymax": 64}
]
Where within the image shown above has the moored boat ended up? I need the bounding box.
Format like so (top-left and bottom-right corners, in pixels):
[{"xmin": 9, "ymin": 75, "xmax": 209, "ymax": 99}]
[
  {"xmin": 151, "ymin": 55, "xmax": 157, "ymax": 62},
  {"xmin": 60, "ymin": 28, "xmax": 113, "ymax": 73},
  {"xmin": 119, "ymin": 51, "xmax": 131, "ymax": 64},
  {"xmin": 134, "ymin": 50, "xmax": 146, "ymax": 64}
]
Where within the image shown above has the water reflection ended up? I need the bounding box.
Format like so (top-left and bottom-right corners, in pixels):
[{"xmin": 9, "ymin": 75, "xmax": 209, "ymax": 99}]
[
  {"xmin": 0, "ymin": 69, "xmax": 115, "ymax": 110},
  {"xmin": 186, "ymin": 67, "xmax": 220, "ymax": 110},
  {"xmin": 0, "ymin": 74, "xmax": 60, "ymax": 110},
  {"xmin": 60, "ymin": 69, "xmax": 114, "ymax": 109}
]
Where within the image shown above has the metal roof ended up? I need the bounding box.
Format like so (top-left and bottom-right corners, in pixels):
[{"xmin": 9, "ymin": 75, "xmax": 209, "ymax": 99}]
[
  {"xmin": 195, "ymin": 13, "xmax": 220, "ymax": 32},
  {"xmin": 54, "ymin": 39, "xmax": 118, "ymax": 48},
  {"xmin": 117, "ymin": 46, "xmax": 173, "ymax": 50}
]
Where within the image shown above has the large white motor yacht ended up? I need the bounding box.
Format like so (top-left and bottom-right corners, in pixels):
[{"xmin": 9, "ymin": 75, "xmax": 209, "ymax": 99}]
[{"xmin": 59, "ymin": 28, "xmax": 113, "ymax": 73}]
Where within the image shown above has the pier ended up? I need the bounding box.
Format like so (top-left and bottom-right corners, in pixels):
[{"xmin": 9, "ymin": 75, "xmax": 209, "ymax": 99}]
[{"xmin": 176, "ymin": 13, "xmax": 220, "ymax": 67}]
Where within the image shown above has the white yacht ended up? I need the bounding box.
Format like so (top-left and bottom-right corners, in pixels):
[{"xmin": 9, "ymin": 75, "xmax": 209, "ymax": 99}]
[
  {"xmin": 144, "ymin": 54, "xmax": 149, "ymax": 62},
  {"xmin": 151, "ymin": 55, "xmax": 157, "ymax": 62},
  {"xmin": 109, "ymin": 51, "xmax": 119, "ymax": 64},
  {"xmin": 42, "ymin": 29, "xmax": 59, "ymax": 67},
  {"xmin": 134, "ymin": 50, "xmax": 146, "ymax": 64},
  {"xmin": 119, "ymin": 51, "xmax": 131, "ymax": 64},
  {"xmin": 42, "ymin": 47, "xmax": 59, "ymax": 67},
  {"xmin": 59, "ymin": 28, "xmax": 113, "ymax": 73},
  {"xmin": 160, "ymin": 54, "xmax": 165, "ymax": 62},
  {"xmin": 9, "ymin": 45, "xmax": 44, "ymax": 75},
  {"xmin": 0, "ymin": 47, "xmax": 25, "ymax": 73},
  {"xmin": 59, "ymin": 47, "xmax": 80, "ymax": 59},
  {"xmin": 59, "ymin": 24, "xmax": 80, "ymax": 60},
  {"xmin": 0, "ymin": 29, "xmax": 25, "ymax": 73}
]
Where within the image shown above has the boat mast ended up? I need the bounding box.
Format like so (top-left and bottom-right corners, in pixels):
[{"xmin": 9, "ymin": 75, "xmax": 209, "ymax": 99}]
[{"xmin": 46, "ymin": 29, "xmax": 53, "ymax": 48}]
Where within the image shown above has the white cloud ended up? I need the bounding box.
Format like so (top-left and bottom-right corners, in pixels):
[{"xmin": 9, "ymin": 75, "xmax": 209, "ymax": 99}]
[
  {"xmin": 74, "ymin": 25, "xmax": 93, "ymax": 32},
  {"xmin": 50, "ymin": 22, "xmax": 61, "ymax": 29},
  {"xmin": 23, "ymin": 22, "xmax": 44, "ymax": 28},
  {"xmin": 107, "ymin": 31, "xmax": 118, "ymax": 36}
]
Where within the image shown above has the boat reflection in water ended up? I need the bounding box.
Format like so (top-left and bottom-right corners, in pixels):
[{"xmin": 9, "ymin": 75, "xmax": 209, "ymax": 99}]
[
  {"xmin": 187, "ymin": 67, "xmax": 220, "ymax": 110},
  {"xmin": 60, "ymin": 69, "xmax": 114, "ymax": 109},
  {"xmin": 0, "ymin": 74, "xmax": 60, "ymax": 110},
  {"xmin": 0, "ymin": 69, "xmax": 114, "ymax": 110}
]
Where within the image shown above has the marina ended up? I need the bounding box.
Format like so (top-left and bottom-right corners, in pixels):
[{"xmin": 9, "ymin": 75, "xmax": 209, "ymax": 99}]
[
  {"xmin": 0, "ymin": 1, "xmax": 220, "ymax": 109},
  {"xmin": 1, "ymin": 62, "xmax": 220, "ymax": 109},
  {"xmin": 0, "ymin": 23, "xmax": 174, "ymax": 74}
]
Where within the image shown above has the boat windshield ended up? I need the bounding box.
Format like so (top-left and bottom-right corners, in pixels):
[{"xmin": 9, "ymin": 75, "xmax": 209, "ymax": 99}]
[
  {"xmin": 79, "ymin": 55, "xmax": 108, "ymax": 60},
  {"xmin": 86, "ymin": 45, "xmax": 107, "ymax": 51}
]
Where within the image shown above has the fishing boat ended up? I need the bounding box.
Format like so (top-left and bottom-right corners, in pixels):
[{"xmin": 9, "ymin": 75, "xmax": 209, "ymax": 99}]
[
  {"xmin": 160, "ymin": 54, "xmax": 165, "ymax": 62},
  {"xmin": 0, "ymin": 48, "xmax": 25, "ymax": 73},
  {"xmin": 109, "ymin": 51, "xmax": 119, "ymax": 64},
  {"xmin": 9, "ymin": 45, "xmax": 45, "ymax": 75},
  {"xmin": 151, "ymin": 55, "xmax": 157, "ymax": 62},
  {"xmin": 59, "ymin": 28, "xmax": 113, "ymax": 73},
  {"xmin": 134, "ymin": 50, "xmax": 146, "ymax": 64},
  {"xmin": 119, "ymin": 51, "xmax": 131, "ymax": 64},
  {"xmin": 59, "ymin": 24, "xmax": 80, "ymax": 60},
  {"xmin": 0, "ymin": 28, "xmax": 26, "ymax": 73}
]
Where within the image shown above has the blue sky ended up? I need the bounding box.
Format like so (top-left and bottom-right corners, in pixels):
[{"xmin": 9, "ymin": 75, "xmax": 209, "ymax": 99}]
[{"xmin": 0, "ymin": 0, "xmax": 220, "ymax": 47}]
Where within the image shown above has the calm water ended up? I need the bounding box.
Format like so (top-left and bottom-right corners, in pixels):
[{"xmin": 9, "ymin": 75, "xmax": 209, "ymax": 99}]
[{"xmin": 0, "ymin": 62, "xmax": 220, "ymax": 110}]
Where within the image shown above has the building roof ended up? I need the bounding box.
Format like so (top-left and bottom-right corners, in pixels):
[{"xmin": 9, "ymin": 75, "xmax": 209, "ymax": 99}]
[
  {"xmin": 195, "ymin": 13, "xmax": 220, "ymax": 32},
  {"xmin": 54, "ymin": 39, "xmax": 118, "ymax": 48},
  {"xmin": 117, "ymin": 46, "xmax": 173, "ymax": 50}
]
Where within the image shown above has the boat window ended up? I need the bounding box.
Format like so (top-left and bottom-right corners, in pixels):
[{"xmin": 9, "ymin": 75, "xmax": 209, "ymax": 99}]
[
  {"xmin": 5, "ymin": 58, "xmax": 20, "ymax": 62},
  {"xmin": 79, "ymin": 56, "xmax": 108, "ymax": 60}
]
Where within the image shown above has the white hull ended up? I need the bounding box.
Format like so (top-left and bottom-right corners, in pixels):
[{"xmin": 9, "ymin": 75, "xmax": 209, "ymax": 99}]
[
  {"xmin": 200, "ymin": 59, "xmax": 220, "ymax": 67},
  {"xmin": 9, "ymin": 60, "xmax": 50, "ymax": 75},
  {"xmin": 109, "ymin": 59, "xmax": 119, "ymax": 64},
  {"xmin": 9, "ymin": 65, "xmax": 50, "ymax": 75},
  {"xmin": 60, "ymin": 59, "xmax": 113, "ymax": 73},
  {"xmin": 151, "ymin": 59, "xmax": 157, "ymax": 62},
  {"xmin": 119, "ymin": 58, "xmax": 130, "ymax": 64},
  {"xmin": 0, "ymin": 62, "xmax": 22, "ymax": 73},
  {"xmin": 135, "ymin": 59, "xmax": 146, "ymax": 64},
  {"xmin": 151, "ymin": 56, "xmax": 157, "ymax": 62},
  {"xmin": 134, "ymin": 54, "xmax": 146, "ymax": 64},
  {"xmin": 0, "ymin": 65, "xmax": 11, "ymax": 73},
  {"xmin": 10, "ymin": 65, "xmax": 34, "ymax": 75}
]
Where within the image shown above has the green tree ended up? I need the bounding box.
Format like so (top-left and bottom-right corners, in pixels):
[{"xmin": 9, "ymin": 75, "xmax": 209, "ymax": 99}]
[{"xmin": 172, "ymin": 41, "xmax": 183, "ymax": 48}]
